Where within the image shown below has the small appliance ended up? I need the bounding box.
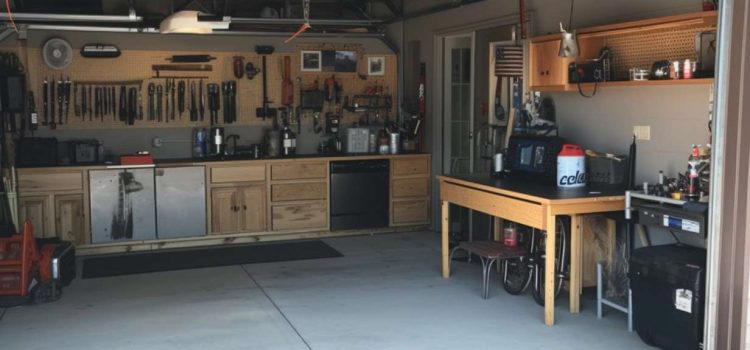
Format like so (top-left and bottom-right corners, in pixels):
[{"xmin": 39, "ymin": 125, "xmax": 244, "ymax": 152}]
[
  {"xmin": 506, "ymin": 135, "xmax": 565, "ymax": 181},
  {"xmin": 210, "ymin": 127, "xmax": 225, "ymax": 156}
]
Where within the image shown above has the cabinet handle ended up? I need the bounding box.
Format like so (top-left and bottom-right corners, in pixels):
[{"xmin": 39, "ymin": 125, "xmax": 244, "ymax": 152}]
[{"xmin": 243, "ymin": 205, "xmax": 247, "ymax": 211}]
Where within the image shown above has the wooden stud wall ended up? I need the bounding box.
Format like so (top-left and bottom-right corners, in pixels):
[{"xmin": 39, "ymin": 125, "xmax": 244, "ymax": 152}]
[{"xmin": 22, "ymin": 44, "xmax": 396, "ymax": 130}]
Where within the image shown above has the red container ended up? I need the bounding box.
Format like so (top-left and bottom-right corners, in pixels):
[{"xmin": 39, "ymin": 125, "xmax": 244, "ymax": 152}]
[
  {"xmin": 120, "ymin": 154, "xmax": 154, "ymax": 165},
  {"xmin": 503, "ymin": 227, "xmax": 518, "ymax": 247}
]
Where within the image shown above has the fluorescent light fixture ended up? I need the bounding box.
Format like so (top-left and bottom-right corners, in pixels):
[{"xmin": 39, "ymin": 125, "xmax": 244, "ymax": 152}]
[{"xmin": 160, "ymin": 11, "xmax": 229, "ymax": 34}]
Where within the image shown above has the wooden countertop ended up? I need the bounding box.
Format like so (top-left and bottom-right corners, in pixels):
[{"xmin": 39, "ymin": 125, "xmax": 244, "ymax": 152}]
[{"xmin": 17, "ymin": 153, "xmax": 431, "ymax": 172}]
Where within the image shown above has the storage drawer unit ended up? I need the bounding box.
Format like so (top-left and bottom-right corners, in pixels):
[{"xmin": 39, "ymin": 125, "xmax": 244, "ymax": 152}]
[
  {"xmin": 392, "ymin": 178, "xmax": 429, "ymax": 198},
  {"xmin": 392, "ymin": 158, "xmax": 429, "ymax": 177},
  {"xmin": 210, "ymin": 164, "xmax": 266, "ymax": 183},
  {"xmin": 392, "ymin": 199, "xmax": 430, "ymax": 225},
  {"xmin": 272, "ymin": 202, "xmax": 327, "ymax": 231},
  {"xmin": 272, "ymin": 182, "xmax": 327, "ymax": 202},
  {"xmin": 18, "ymin": 171, "xmax": 83, "ymax": 192},
  {"xmin": 271, "ymin": 162, "xmax": 327, "ymax": 180}
]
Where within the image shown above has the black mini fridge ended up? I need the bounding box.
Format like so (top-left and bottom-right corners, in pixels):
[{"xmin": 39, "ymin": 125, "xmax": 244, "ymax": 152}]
[{"xmin": 629, "ymin": 244, "xmax": 706, "ymax": 350}]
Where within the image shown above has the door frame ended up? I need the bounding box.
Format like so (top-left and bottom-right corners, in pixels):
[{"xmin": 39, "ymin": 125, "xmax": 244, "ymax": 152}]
[
  {"xmin": 440, "ymin": 32, "xmax": 475, "ymax": 175},
  {"xmin": 430, "ymin": 13, "xmax": 526, "ymax": 229},
  {"xmin": 703, "ymin": 0, "xmax": 750, "ymax": 348}
]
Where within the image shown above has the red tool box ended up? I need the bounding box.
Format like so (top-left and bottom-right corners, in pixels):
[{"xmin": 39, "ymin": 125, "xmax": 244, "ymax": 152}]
[{"xmin": 120, "ymin": 153, "xmax": 154, "ymax": 165}]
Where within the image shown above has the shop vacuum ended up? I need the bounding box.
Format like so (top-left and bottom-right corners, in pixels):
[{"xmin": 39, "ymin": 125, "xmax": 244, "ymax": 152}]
[{"xmin": 629, "ymin": 244, "xmax": 706, "ymax": 350}]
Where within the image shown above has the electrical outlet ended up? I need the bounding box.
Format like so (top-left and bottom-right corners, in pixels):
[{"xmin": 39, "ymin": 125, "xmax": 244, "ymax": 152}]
[{"xmin": 634, "ymin": 125, "xmax": 651, "ymax": 141}]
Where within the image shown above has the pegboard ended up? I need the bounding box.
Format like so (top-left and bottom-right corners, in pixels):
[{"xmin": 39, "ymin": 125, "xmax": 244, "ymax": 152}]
[
  {"xmin": 23, "ymin": 45, "xmax": 397, "ymax": 130},
  {"xmin": 592, "ymin": 25, "xmax": 715, "ymax": 80}
]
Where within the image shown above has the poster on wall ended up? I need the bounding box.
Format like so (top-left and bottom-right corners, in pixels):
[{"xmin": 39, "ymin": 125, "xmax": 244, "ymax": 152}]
[
  {"xmin": 335, "ymin": 51, "xmax": 357, "ymax": 72},
  {"xmin": 301, "ymin": 50, "xmax": 322, "ymax": 71},
  {"xmin": 368, "ymin": 56, "xmax": 385, "ymax": 76}
]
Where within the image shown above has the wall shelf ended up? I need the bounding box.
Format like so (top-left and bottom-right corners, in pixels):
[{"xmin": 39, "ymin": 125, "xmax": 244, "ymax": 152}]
[
  {"xmin": 535, "ymin": 78, "xmax": 714, "ymax": 92},
  {"xmin": 527, "ymin": 11, "xmax": 718, "ymax": 92}
]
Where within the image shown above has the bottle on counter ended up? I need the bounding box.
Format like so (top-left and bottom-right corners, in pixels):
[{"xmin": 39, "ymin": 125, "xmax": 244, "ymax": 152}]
[
  {"xmin": 281, "ymin": 123, "xmax": 297, "ymax": 157},
  {"xmin": 685, "ymin": 144, "xmax": 702, "ymax": 201}
]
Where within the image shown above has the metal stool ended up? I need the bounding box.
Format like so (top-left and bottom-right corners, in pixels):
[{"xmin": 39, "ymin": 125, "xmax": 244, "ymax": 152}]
[{"xmin": 450, "ymin": 241, "xmax": 527, "ymax": 299}]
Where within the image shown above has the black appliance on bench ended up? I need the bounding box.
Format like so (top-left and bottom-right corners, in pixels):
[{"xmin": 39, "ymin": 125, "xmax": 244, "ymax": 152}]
[{"xmin": 330, "ymin": 160, "xmax": 389, "ymax": 231}]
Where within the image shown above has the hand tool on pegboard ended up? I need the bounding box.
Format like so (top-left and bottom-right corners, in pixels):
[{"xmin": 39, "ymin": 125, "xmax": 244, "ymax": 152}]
[
  {"xmin": 118, "ymin": 85, "xmax": 126, "ymax": 122},
  {"xmin": 199, "ymin": 79, "xmax": 205, "ymax": 121},
  {"xmin": 167, "ymin": 55, "xmax": 216, "ymax": 63},
  {"xmin": 87, "ymin": 86, "xmax": 92, "ymax": 120},
  {"xmin": 57, "ymin": 77, "xmax": 64, "ymax": 125},
  {"xmin": 27, "ymin": 92, "xmax": 38, "ymax": 132},
  {"xmin": 178, "ymin": 80, "xmax": 185, "ymax": 119},
  {"xmin": 49, "ymin": 79, "xmax": 56, "ymax": 129},
  {"xmin": 233, "ymin": 56, "xmax": 244, "ymax": 79},
  {"xmin": 147, "ymin": 83, "xmax": 155, "ymax": 121},
  {"xmin": 169, "ymin": 79, "xmax": 176, "ymax": 120},
  {"xmin": 255, "ymin": 45, "xmax": 277, "ymax": 120},
  {"xmin": 63, "ymin": 77, "xmax": 71, "ymax": 124},
  {"xmin": 42, "ymin": 77, "xmax": 49, "ymax": 126},
  {"xmin": 156, "ymin": 84, "xmax": 163, "ymax": 122},
  {"xmin": 208, "ymin": 83, "xmax": 219, "ymax": 125},
  {"xmin": 152, "ymin": 64, "xmax": 212, "ymax": 78},
  {"xmin": 127, "ymin": 87, "xmax": 137, "ymax": 125},
  {"xmin": 189, "ymin": 80, "xmax": 197, "ymax": 122},
  {"xmin": 111, "ymin": 87, "xmax": 116, "ymax": 119}
]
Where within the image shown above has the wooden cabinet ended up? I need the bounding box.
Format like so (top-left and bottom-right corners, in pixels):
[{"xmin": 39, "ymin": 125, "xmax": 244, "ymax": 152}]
[
  {"xmin": 528, "ymin": 40, "xmax": 570, "ymax": 89},
  {"xmin": 390, "ymin": 156, "xmax": 431, "ymax": 226},
  {"xmin": 54, "ymin": 194, "xmax": 86, "ymax": 245},
  {"xmin": 19, "ymin": 195, "xmax": 51, "ymax": 238},
  {"xmin": 271, "ymin": 202, "xmax": 327, "ymax": 231},
  {"xmin": 19, "ymin": 193, "xmax": 86, "ymax": 242},
  {"xmin": 210, "ymin": 186, "xmax": 266, "ymax": 234},
  {"xmin": 270, "ymin": 162, "xmax": 327, "ymax": 180}
]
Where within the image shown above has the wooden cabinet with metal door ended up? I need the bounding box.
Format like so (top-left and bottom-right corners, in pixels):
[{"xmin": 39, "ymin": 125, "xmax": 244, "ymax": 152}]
[
  {"xmin": 528, "ymin": 39, "xmax": 571, "ymax": 90},
  {"xmin": 210, "ymin": 185, "xmax": 266, "ymax": 234}
]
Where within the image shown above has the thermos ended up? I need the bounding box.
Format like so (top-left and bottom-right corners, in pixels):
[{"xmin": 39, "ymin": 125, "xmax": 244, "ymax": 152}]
[
  {"xmin": 389, "ymin": 132, "xmax": 400, "ymax": 154},
  {"xmin": 210, "ymin": 127, "xmax": 225, "ymax": 156},
  {"xmin": 192, "ymin": 128, "xmax": 207, "ymax": 158},
  {"xmin": 492, "ymin": 152, "xmax": 505, "ymax": 177},
  {"xmin": 557, "ymin": 144, "xmax": 587, "ymax": 188}
]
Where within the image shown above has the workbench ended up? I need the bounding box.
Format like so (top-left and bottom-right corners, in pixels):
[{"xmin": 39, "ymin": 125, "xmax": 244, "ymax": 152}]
[{"xmin": 438, "ymin": 175, "xmax": 625, "ymax": 326}]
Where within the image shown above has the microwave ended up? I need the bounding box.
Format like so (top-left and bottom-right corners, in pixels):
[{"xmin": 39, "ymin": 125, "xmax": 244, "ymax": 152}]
[{"xmin": 506, "ymin": 135, "xmax": 565, "ymax": 180}]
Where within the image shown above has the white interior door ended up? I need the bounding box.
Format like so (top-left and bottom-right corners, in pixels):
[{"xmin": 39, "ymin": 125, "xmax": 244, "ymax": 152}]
[{"xmin": 442, "ymin": 34, "xmax": 474, "ymax": 175}]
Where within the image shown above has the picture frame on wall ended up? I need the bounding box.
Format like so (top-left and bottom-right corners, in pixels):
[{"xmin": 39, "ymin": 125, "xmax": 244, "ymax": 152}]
[
  {"xmin": 301, "ymin": 50, "xmax": 322, "ymax": 72},
  {"xmin": 368, "ymin": 56, "xmax": 385, "ymax": 76}
]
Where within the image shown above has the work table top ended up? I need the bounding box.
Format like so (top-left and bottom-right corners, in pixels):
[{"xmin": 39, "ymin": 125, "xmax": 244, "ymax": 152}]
[{"xmin": 439, "ymin": 174, "xmax": 626, "ymax": 203}]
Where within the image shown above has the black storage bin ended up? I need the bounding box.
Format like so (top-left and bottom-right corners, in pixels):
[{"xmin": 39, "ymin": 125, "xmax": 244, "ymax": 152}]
[{"xmin": 629, "ymin": 244, "xmax": 706, "ymax": 350}]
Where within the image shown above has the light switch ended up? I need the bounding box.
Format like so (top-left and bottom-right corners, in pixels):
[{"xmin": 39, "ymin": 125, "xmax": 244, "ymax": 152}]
[{"xmin": 634, "ymin": 125, "xmax": 651, "ymax": 141}]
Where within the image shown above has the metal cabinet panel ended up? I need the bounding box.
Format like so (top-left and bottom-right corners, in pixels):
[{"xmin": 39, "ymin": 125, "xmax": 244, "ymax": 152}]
[
  {"xmin": 155, "ymin": 166, "xmax": 206, "ymax": 239},
  {"xmin": 89, "ymin": 168, "xmax": 157, "ymax": 243}
]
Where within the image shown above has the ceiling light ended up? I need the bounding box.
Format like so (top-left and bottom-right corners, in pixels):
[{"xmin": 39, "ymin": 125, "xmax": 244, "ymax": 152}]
[{"xmin": 160, "ymin": 11, "xmax": 229, "ymax": 34}]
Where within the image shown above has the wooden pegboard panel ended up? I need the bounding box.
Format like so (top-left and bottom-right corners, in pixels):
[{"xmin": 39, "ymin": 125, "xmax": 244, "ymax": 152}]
[
  {"xmin": 599, "ymin": 25, "xmax": 714, "ymax": 80},
  {"xmin": 24, "ymin": 45, "xmax": 396, "ymax": 130}
]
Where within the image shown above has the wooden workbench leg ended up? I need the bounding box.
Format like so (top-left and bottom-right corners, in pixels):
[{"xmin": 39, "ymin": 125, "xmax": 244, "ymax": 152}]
[
  {"xmin": 570, "ymin": 214, "xmax": 582, "ymax": 314},
  {"xmin": 545, "ymin": 208, "xmax": 556, "ymax": 326},
  {"xmin": 442, "ymin": 201, "xmax": 450, "ymax": 278},
  {"xmin": 493, "ymin": 217, "xmax": 503, "ymax": 242}
]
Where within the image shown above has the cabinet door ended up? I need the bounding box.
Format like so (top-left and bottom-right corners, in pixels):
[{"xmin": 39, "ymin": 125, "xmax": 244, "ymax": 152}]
[
  {"xmin": 529, "ymin": 40, "xmax": 567, "ymax": 87},
  {"xmin": 54, "ymin": 194, "xmax": 86, "ymax": 245},
  {"xmin": 239, "ymin": 186, "xmax": 266, "ymax": 233},
  {"xmin": 210, "ymin": 188, "xmax": 240, "ymax": 234},
  {"xmin": 19, "ymin": 195, "xmax": 52, "ymax": 238}
]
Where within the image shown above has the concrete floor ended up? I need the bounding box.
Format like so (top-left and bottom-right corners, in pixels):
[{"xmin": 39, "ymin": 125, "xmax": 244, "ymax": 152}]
[{"xmin": 0, "ymin": 231, "xmax": 651, "ymax": 350}]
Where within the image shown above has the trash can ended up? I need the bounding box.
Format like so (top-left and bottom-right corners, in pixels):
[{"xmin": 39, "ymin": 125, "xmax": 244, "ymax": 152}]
[{"xmin": 629, "ymin": 244, "xmax": 706, "ymax": 350}]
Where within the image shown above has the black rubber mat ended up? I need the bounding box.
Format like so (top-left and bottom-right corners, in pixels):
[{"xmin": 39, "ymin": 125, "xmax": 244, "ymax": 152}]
[{"xmin": 82, "ymin": 240, "xmax": 343, "ymax": 279}]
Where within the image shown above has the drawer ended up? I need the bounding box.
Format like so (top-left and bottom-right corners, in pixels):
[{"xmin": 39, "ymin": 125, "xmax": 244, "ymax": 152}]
[
  {"xmin": 272, "ymin": 182, "xmax": 327, "ymax": 202},
  {"xmin": 271, "ymin": 162, "xmax": 327, "ymax": 181},
  {"xmin": 392, "ymin": 157, "xmax": 429, "ymax": 176},
  {"xmin": 210, "ymin": 164, "xmax": 265, "ymax": 183},
  {"xmin": 18, "ymin": 171, "xmax": 83, "ymax": 192},
  {"xmin": 392, "ymin": 199, "xmax": 429, "ymax": 224},
  {"xmin": 392, "ymin": 178, "xmax": 429, "ymax": 198},
  {"xmin": 272, "ymin": 202, "xmax": 327, "ymax": 231}
]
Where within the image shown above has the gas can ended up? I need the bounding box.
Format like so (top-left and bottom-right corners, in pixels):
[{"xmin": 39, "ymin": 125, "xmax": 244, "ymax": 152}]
[{"xmin": 557, "ymin": 144, "xmax": 587, "ymax": 188}]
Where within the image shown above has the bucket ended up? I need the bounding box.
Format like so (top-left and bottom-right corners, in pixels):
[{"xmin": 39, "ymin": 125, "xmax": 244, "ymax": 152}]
[{"xmin": 557, "ymin": 144, "xmax": 587, "ymax": 188}]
